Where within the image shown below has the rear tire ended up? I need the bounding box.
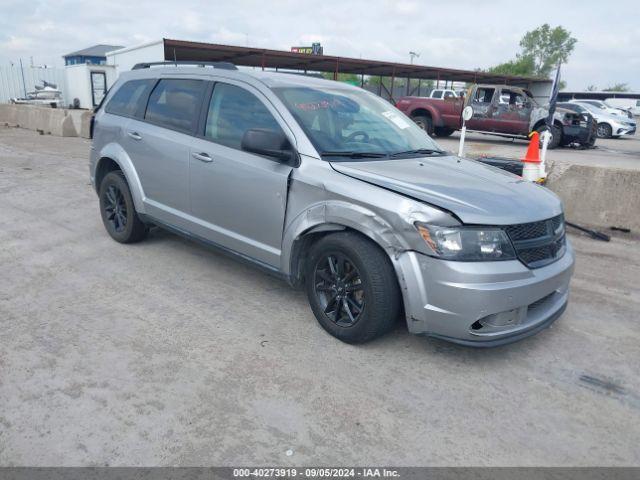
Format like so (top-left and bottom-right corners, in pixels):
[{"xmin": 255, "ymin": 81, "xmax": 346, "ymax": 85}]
[
  {"xmin": 99, "ymin": 171, "xmax": 148, "ymax": 243},
  {"xmin": 597, "ymin": 123, "xmax": 612, "ymax": 138},
  {"xmin": 305, "ymin": 232, "xmax": 401, "ymax": 344},
  {"xmin": 412, "ymin": 115, "xmax": 434, "ymax": 135}
]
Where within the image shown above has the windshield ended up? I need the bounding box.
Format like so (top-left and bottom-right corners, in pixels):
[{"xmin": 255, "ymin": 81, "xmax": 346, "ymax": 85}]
[
  {"xmin": 579, "ymin": 102, "xmax": 600, "ymax": 113},
  {"xmin": 584, "ymin": 101, "xmax": 606, "ymax": 110},
  {"xmin": 561, "ymin": 103, "xmax": 585, "ymax": 113},
  {"xmin": 273, "ymin": 86, "xmax": 444, "ymax": 160}
]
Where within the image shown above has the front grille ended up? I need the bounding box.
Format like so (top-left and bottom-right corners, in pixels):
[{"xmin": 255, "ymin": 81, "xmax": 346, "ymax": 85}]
[
  {"xmin": 506, "ymin": 220, "xmax": 549, "ymax": 241},
  {"xmin": 506, "ymin": 214, "xmax": 566, "ymax": 268}
]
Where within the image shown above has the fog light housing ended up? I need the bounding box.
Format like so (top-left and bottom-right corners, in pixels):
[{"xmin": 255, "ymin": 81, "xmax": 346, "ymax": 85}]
[{"xmin": 473, "ymin": 307, "xmax": 526, "ymax": 330}]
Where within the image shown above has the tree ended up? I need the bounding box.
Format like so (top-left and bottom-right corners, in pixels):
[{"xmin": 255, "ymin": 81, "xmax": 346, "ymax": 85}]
[
  {"xmin": 519, "ymin": 24, "xmax": 577, "ymax": 77},
  {"xmin": 603, "ymin": 83, "xmax": 629, "ymax": 92},
  {"xmin": 321, "ymin": 72, "xmax": 361, "ymax": 84},
  {"xmin": 586, "ymin": 85, "xmax": 598, "ymax": 91},
  {"xmin": 488, "ymin": 55, "xmax": 536, "ymax": 76},
  {"xmin": 487, "ymin": 24, "xmax": 577, "ymax": 78}
]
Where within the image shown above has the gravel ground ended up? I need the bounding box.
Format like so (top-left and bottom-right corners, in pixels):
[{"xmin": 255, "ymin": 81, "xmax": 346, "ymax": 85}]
[{"xmin": 0, "ymin": 127, "xmax": 639, "ymax": 466}]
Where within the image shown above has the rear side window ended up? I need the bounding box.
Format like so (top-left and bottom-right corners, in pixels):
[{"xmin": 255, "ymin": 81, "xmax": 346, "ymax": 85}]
[
  {"xmin": 105, "ymin": 79, "xmax": 154, "ymax": 118},
  {"xmin": 145, "ymin": 79, "xmax": 205, "ymax": 134},
  {"xmin": 204, "ymin": 83, "xmax": 283, "ymax": 150},
  {"xmin": 431, "ymin": 90, "xmax": 443, "ymax": 99}
]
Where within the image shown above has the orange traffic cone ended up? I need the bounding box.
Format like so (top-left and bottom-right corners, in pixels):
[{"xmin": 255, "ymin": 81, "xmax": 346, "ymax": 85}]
[{"xmin": 522, "ymin": 131, "xmax": 541, "ymax": 182}]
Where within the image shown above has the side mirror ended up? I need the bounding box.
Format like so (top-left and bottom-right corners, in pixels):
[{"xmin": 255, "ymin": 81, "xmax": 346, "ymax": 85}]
[{"xmin": 241, "ymin": 128, "xmax": 297, "ymax": 165}]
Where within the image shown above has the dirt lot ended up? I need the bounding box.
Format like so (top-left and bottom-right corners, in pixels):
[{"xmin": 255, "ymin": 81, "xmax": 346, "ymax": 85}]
[{"xmin": 0, "ymin": 127, "xmax": 639, "ymax": 466}]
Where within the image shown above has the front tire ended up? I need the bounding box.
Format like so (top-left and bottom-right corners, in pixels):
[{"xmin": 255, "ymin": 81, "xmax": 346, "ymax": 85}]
[
  {"xmin": 535, "ymin": 124, "xmax": 562, "ymax": 149},
  {"xmin": 597, "ymin": 123, "xmax": 612, "ymax": 138},
  {"xmin": 305, "ymin": 232, "xmax": 401, "ymax": 344},
  {"xmin": 99, "ymin": 171, "xmax": 148, "ymax": 243}
]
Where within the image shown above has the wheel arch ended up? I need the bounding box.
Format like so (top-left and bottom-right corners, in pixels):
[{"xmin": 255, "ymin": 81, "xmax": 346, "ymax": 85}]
[
  {"xmin": 532, "ymin": 118, "xmax": 564, "ymax": 131},
  {"xmin": 282, "ymin": 202, "xmax": 411, "ymax": 287},
  {"xmin": 94, "ymin": 157, "xmax": 121, "ymax": 193},
  {"xmin": 94, "ymin": 143, "xmax": 146, "ymax": 213},
  {"xmin": 410, "ymin": 106, "xmax": 443, "ymax": 125}
]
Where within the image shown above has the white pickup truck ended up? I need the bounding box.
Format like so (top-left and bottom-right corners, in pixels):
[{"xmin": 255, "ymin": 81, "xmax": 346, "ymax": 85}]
[{"xmin": 428, "ymin": 89, "xmax": 465, "ymax": 99}]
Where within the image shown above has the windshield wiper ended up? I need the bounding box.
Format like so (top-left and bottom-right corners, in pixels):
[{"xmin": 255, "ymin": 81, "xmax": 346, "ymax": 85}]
[
  {"xmin": 390, "ymin": 148, "xmax": 447, "ymax": 157},
  {"xmin": 320, "ymin": 151, "xmax": 389, "ymax": 159}
]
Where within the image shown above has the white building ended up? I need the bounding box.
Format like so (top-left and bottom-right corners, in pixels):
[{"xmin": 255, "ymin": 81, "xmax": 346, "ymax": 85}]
[
  {"xmin": 105, "ymin": 40, "xmax": 165, "ymax": 74},
  {"xmin": 64, "ymin": 64, "xmax": 117, "ymax": 108},
  {"xmin": 63, "ymin": 44, "xmax": 122, "ymax": 108}
]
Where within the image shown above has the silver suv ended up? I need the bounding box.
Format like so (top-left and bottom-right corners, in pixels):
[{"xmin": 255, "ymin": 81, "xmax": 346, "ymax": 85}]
[{"xmin": 90, "ymin": 62, "xmax": 575, "ymax": 346}]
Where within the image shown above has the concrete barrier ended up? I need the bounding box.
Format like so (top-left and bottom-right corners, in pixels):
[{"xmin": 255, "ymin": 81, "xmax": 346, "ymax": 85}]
[
  {"xmin": 67, "ymin": 109, "xmax": 93, "ymax": 139},
  {"xmin": 0, "ymin": 104, "xmax": 78, "ymax": 137},
  {"xmin": 547, "ymin": 162, "xmax": 640, "ymax": 231}
]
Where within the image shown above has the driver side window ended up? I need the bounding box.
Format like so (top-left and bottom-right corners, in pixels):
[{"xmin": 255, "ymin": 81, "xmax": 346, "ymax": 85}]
[
  {"xmin": 472, "ymin": 87, "xmax": 495, "ymax": 104},
  {"xmin": 205, "ymin": 83, "xmax": 283, "ymax": 150}
]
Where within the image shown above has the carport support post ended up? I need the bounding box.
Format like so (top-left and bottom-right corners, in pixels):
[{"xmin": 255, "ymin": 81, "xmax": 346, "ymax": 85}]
[
  {"xmin": 378, "ymin": 76, "xmax": 382, "ymax": 96},
  {"xmin": 390, "ymin": 67, "xmax": 395, "ymax": 103}
]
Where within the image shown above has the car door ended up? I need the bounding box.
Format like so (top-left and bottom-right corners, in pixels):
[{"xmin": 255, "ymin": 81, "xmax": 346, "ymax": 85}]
[
  {"xmin": 492, "ymin": 88, "xmax": 532, "ymax": 135},
  {"xmin": 127, "ymin": 78, "xmax": 207, "ymax": 224},
  {"xmin": 466, "ymin": 86, "xmax": 497, "ymax": 131},
  {"xmin": 188, "ymin": 80, "xmax": 295, "ymax": 268}
]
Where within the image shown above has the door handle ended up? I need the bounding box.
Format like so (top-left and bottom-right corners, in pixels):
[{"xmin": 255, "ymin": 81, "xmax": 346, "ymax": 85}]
[
  {"xmin": 127, "ymin": 131, "xmax": 142, "ymax": 140},
  {"xmin": 192, "ymin": 152, "xmax": 213, "ymax": 163}
]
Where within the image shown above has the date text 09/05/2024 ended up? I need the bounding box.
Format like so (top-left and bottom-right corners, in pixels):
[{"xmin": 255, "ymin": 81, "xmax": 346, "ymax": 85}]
[{"xmin": 232, "ymin": 468, "xmax": 401, "ymax": 478}]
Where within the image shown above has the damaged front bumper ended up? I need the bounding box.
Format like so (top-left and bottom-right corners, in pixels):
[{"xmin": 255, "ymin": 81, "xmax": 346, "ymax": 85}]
[{"xmin": 393, "ymin": 240, "xmax": 575, "ymax": 347}]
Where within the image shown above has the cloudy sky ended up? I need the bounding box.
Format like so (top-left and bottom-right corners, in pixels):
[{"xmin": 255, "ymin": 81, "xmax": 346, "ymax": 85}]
[{"xmin": 1, "ymin": 0, "xmax": 638, "ymax": 91}]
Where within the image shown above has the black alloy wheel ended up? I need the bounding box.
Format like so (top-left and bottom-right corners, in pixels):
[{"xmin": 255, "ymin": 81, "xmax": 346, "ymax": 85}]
[
  {"xmin": 313, "ymin": 253, "xmax": 365, "ymax": 328},
  {"xmin": 103, "ymin": 183, "xmax": 128, "ymax": 233},
  {"xmin": 305, "ymin": 232, "xmax": 401, "ymax": 343},
  {"xmin": 99, "ymin": 170, "xmax": 148, "ymax": 243}
]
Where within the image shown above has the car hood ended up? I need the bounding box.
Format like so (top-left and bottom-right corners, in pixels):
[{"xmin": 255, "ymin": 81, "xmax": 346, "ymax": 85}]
[
  {"xmin": 600, "ymin": 112, "xmax": 635, "ymax": 124},
  {"xmin": 330, "ymin": 155, "xmax": 562, "ymax": 225}
]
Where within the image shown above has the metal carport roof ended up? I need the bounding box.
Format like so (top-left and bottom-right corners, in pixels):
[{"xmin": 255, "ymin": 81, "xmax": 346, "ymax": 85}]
[{"xmin": 162, "ymin": 38, "xmax": 550, "ymax": 87}]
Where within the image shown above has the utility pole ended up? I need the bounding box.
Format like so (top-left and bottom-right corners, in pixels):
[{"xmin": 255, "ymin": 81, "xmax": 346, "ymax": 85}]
[{"xmin": 409, "ymin": 51, "xmax": 420, "ymax": 64}]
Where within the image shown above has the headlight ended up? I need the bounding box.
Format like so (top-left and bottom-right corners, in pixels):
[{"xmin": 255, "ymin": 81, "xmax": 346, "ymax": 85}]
[{"xmin": 415, "ymin": 223, "xmax": 516, "ymax": 261}]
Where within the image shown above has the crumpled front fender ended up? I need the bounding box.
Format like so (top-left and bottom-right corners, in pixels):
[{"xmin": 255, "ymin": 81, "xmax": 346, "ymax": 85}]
[{"xmin": 281, "ymin": 199, "xmax": 413, "ymax": 277}]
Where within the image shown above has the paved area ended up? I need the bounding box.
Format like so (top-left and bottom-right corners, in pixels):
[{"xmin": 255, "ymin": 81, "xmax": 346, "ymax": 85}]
[
  {"xmin": 437, "ymin": 131, "xmax": 640, "ymax": 170},
  {"xmin": 0, "ymin": 127, "xmax": 639, "ymax": 466}
]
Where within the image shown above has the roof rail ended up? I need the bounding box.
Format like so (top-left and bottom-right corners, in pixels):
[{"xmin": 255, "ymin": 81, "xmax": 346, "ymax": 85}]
[{"xmin": 132, "ymin": 61, "xmax": 238, "ymax": 71}]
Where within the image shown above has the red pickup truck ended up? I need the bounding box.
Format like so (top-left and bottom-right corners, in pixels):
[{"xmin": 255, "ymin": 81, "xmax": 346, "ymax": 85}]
[{"xmin": 395, "ymin": 84, "xmax": 587, "ymax": 149}]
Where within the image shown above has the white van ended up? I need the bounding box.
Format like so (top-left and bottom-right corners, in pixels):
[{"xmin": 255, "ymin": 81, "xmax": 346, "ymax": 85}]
[{"xmin": 605, "ymin": 98, "xmax": 640, "ymax": 116}]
